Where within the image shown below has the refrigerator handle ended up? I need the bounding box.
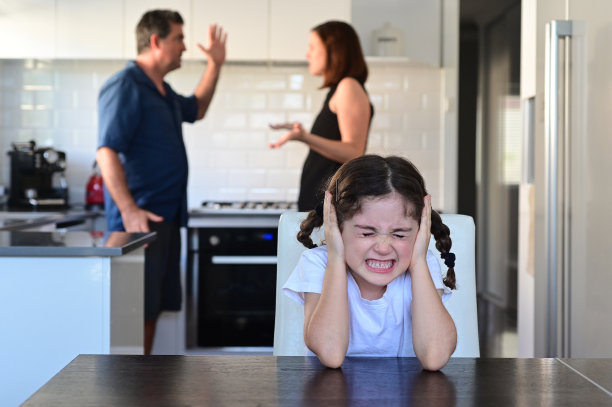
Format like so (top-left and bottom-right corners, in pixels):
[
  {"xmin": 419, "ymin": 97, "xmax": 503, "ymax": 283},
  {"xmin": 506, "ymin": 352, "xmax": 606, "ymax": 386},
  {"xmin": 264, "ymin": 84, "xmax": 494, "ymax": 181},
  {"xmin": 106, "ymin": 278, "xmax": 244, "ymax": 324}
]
[{"xmin": 544, "ymin": 20, "xmax": 584, "ymax": 357}]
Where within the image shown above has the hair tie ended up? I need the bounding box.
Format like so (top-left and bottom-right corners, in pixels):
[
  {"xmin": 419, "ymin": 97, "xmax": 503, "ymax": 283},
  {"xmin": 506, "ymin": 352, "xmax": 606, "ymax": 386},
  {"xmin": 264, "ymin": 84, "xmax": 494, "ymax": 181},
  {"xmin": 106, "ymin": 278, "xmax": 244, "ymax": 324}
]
[
  {"xmin": 441, "ymin": 252, "xmax": 456, "ymax": 268},
  {"xmin": 315, "ymin": 202, "xmax": 324, "ymax": 218}
]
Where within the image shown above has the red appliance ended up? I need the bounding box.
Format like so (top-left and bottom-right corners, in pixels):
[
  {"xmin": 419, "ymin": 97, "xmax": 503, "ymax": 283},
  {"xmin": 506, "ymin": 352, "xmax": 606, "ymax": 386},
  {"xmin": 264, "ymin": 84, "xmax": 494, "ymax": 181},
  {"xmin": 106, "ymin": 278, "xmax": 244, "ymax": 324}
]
[{"xmin": 86, "ymin": 161, "xmax": 104, "ymax": 209}]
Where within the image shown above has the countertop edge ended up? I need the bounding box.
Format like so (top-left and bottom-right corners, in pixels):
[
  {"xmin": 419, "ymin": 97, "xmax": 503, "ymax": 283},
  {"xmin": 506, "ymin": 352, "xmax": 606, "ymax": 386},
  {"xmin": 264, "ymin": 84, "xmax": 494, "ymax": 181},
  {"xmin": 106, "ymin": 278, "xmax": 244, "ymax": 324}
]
[{"xmin": 0, "ymin": 231, "xmax": 156, "ymax": 257}]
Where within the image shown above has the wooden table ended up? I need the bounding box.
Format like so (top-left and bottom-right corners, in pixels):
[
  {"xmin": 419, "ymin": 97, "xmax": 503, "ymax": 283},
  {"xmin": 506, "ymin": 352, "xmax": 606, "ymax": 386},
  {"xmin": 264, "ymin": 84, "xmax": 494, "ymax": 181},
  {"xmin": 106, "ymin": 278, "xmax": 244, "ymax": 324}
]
[{"xmin": 22, "ymin": 355, "xmax": 612, "ymax": 406}]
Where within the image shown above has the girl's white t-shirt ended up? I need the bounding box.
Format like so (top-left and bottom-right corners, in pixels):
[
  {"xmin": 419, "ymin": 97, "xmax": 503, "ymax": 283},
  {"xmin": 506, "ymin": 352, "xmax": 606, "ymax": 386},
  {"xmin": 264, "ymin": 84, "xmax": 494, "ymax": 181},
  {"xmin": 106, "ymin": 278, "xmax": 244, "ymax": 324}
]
[{"xmin": 283, "ymin": 246, "xmax": 452, "ymax": 357}]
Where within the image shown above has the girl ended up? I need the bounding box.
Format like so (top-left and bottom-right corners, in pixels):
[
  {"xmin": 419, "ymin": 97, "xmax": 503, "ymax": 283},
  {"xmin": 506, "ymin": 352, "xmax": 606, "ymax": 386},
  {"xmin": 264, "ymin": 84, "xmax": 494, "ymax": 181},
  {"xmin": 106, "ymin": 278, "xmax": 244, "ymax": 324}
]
[
  {"xmin": 283, "ymin": 155, "xmax": 457, "ymax": 370},
  {"xmin": 269, "ymin": 20, "xmax": 374, "ymax": 211}
]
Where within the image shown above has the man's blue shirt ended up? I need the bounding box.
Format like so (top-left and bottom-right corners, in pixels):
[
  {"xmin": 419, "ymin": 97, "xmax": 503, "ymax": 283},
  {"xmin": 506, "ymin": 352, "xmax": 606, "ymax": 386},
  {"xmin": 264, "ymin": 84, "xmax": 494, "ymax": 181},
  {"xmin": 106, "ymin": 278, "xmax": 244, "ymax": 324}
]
[{"xmin": 98, "ymin": 61, "xmax": 198, "ymax": 231}]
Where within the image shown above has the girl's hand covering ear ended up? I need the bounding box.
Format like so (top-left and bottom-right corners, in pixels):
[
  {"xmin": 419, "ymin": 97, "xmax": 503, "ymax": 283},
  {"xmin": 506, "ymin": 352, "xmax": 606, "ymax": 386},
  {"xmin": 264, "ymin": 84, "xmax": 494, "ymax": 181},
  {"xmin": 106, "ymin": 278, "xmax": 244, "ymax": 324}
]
[
  {"xmin": 323, "ymin": 190, "xmax": 344, "ymax": 260},
  {"xmin": 411, "ymin": 195, "xmax": 432, "ymax": 269}
]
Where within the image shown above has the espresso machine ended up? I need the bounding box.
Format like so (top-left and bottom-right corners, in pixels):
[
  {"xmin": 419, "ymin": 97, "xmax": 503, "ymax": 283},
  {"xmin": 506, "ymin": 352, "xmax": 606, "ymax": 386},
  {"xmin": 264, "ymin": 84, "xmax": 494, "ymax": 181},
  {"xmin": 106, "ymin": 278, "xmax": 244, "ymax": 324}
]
[{"xmin": 8, "ymin": 141, "xmax": 69, "ymax": 209}]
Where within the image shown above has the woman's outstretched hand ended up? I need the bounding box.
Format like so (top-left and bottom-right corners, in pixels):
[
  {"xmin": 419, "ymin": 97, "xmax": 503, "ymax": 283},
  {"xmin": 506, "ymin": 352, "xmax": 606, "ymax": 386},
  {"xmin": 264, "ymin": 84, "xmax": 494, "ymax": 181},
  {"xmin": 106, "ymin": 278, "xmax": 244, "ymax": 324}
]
[
  {"xmin": 268, "ymin": 122, "xmax": 305, "ymax": 148},
  {"xmin": 411, "ymin": 194, "xmax": 432, "ymax": 270}
]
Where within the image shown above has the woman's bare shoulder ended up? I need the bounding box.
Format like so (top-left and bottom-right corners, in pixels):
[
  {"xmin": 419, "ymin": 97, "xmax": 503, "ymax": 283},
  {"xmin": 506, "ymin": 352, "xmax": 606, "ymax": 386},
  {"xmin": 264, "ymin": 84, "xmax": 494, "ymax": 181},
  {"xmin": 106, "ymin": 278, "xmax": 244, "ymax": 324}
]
[
  {"xmin": 336, "ymin": 76, "xmax": 364, "ymax": 93},
  {"xmin": 332, "ymin": 77, "xmax": 368, "ymax": 109}
]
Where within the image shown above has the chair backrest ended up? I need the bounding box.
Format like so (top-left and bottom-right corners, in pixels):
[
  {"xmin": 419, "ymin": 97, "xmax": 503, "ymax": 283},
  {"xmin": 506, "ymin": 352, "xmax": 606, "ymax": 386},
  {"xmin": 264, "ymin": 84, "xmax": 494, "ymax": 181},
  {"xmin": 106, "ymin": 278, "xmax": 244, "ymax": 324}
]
[{"xmin": 273, "ymin": 211, "xmax": 480, "ymax": 357}]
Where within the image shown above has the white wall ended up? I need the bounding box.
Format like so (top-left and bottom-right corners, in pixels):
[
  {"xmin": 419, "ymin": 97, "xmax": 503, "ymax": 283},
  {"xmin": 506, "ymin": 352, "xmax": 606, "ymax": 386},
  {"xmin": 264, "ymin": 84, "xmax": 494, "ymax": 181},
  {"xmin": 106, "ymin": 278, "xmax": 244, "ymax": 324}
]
[{"xmin": 0, "ymin": 59, "xmax": 446, "ymax": 210}]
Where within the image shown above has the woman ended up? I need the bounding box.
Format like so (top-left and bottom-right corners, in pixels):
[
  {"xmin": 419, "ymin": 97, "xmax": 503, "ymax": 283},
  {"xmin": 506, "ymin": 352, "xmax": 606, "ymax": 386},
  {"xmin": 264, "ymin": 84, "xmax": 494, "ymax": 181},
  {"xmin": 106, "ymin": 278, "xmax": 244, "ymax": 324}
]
[{"xmin": 270, "ymin": 21, "xmax": 373, "ymax": 211}]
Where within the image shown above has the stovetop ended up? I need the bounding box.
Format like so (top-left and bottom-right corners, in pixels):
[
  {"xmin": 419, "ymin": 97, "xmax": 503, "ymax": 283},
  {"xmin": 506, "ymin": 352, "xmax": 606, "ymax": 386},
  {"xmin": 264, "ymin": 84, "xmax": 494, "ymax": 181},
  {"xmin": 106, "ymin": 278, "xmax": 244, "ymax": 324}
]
[{"xmin": 190, "ymin": 201, "xmax": 298, "ymax": 216}]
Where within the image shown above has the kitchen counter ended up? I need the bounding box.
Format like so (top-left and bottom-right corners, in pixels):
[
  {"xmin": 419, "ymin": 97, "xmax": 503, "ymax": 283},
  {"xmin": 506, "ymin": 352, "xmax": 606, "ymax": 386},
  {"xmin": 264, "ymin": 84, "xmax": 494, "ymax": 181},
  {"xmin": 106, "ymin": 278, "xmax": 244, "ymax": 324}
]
[
  {"xmin": 0, "ymin": 228, "xmax": 154, "ymax": 406},
  {"xmin": 0, "ymin": 230, "xmax": 154, "ymax": 256},
  {"xmin": 0, "ymin": 205, "xmax": 104, "ymax": 231}
]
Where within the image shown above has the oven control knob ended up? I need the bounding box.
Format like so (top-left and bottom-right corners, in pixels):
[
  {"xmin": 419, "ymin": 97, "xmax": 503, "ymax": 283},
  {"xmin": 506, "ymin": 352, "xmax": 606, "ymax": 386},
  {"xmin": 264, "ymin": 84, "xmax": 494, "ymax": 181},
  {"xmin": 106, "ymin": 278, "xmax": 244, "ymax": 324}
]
[{"xmin": 208, "ymin": 235, "xmax": 220, "ymax": 246}]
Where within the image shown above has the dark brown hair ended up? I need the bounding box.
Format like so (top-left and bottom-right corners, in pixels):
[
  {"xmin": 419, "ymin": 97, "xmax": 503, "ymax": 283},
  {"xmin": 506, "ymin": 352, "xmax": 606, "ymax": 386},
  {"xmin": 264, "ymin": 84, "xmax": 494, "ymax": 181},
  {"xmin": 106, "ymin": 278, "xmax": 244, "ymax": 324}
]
[
  {"xmin": 136, "ymin": 9, "xmax": 184, "ymax": 54},
  {"xmin": 297, "ymin": 155, "xmax": 456, "ymax": 290},
  {"xmin": 312, "ymin": 21, "xmax": 368, "ymax": 88}
]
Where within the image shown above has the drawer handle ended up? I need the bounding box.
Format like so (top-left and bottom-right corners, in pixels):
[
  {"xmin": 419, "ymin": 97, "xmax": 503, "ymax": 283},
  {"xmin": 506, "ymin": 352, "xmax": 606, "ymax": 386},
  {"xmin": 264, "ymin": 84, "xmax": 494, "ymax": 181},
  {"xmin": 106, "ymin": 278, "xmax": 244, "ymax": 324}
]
[{"xmin": 211, "ymin": 256, "xmax": 277, "ymax": 265}]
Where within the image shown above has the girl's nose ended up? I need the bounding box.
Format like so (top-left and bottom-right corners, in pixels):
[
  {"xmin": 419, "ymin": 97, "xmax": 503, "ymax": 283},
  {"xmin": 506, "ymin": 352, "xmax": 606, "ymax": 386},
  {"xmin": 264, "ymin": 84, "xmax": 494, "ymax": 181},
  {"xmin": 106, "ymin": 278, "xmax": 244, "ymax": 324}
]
[{"xmin": 374, "ymin": 235, "xmax": 392, "ymax": 253}]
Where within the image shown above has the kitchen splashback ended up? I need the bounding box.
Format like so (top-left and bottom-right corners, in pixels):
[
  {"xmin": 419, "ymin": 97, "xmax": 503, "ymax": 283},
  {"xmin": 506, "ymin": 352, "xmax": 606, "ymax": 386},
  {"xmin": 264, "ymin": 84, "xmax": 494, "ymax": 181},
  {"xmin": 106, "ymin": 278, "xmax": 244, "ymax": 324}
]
[{"xmin": 0, "ymin": 59, "xmax": 443, "ymax": 209}]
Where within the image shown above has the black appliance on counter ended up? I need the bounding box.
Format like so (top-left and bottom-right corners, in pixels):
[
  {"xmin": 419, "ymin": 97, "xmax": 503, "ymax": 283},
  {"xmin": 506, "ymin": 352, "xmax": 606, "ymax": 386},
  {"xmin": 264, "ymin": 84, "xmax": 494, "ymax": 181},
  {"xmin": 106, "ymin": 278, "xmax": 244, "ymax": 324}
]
[
  {"xmin": 7, "ymin": 141, "xmax": 69, "ymax": 209},
  {"xmin": 187, "ymin": 201, "xmax": 296, "ymax": 349}
]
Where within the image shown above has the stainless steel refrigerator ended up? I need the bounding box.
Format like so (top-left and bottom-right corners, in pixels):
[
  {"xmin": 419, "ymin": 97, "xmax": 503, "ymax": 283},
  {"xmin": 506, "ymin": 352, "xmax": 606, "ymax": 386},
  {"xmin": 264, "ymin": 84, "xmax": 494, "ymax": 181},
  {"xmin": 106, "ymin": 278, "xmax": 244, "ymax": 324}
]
[{"xmin": 519, "ymin": 0, "xmax": 612, "ymax": 357}]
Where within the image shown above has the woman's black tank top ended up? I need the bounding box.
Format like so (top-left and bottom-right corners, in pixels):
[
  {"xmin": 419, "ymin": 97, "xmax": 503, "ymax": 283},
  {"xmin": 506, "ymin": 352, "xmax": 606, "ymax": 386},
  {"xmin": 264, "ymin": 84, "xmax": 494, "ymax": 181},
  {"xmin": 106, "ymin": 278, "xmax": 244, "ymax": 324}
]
[{"xmin": 297, "ymin": 82, "xmax": 373, "ymax": 211}]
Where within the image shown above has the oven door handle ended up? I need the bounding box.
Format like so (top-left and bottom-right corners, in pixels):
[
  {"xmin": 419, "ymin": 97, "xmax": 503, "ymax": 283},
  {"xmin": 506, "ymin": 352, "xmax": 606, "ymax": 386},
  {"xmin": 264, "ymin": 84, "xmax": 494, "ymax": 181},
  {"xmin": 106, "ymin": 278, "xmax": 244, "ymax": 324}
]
[{"xmin": 211, "ymin": 255, "xmax": 278, "ymax": 265}]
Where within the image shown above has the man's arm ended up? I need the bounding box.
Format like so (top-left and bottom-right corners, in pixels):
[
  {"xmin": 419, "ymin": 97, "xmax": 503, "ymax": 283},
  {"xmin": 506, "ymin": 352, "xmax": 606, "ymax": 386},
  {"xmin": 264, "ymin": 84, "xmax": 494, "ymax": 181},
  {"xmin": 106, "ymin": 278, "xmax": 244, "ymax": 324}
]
[
  {"xmin": 194, "ymin": 24, "xmax": 227, "ymax": 120},
  {"xmin": 96, "ymin": 147, "xmax": 163, "ymax": 232}
]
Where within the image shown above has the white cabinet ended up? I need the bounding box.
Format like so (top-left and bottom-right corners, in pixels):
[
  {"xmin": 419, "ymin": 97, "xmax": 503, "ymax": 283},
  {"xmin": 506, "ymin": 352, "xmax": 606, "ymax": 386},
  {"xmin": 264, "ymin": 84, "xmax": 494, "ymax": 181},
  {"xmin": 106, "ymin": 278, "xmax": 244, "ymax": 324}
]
[
  {"xmin": 0, "ymin": 0, "xmax": 443, "ymax": 63},
  {"xmin": 192, "ymin": 0, "xmax": 268, "ymax": 61},
  {"xmin": 56, "ymin": 0, "xmax": 123, "ymax": 59},
  {"xmin": 123, "ymin": 0, "xmax": 193, "ymax": 59},
  {"xmin": 269, "ymin": 0, "xmax": 351, "ymax": 61},
  {"xmin": 0, "ymin": 0, "xmax": 55, "ymax": 59},
  {"xmin": 352, "ymin": 0, "xmax": 442, "ymax": 66},
  {"xmin": 0, "ymin": 250, "xmax": 144, "ymax": 406},
  {"xmin": 191, "ymin": 0, "xmax": 350, "ymax": 61}
]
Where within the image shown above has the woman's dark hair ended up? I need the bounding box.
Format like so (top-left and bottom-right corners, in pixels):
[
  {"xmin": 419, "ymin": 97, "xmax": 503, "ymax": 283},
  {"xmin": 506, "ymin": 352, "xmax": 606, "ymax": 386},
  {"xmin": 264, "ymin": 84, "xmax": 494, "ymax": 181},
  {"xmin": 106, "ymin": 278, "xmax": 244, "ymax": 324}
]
[
  {"xmin": 136, "ymin": 9, "xmax": 184, "ymax": 54},
  {"xmin": 297, "ymin": 155, "xmax": 456, "ymax": 290},
  {"xmin": 312, "ymin": 21, "xmax": 368, "ymax": 88}
]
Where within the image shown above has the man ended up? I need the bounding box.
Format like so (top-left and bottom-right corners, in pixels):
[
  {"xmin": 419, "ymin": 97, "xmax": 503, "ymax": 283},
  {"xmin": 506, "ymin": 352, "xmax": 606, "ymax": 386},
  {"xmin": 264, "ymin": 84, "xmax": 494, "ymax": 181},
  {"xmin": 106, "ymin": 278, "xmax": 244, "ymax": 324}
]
[{"xmin": 96, "ymin": 9, "xmax": 226, "ymax": 354}]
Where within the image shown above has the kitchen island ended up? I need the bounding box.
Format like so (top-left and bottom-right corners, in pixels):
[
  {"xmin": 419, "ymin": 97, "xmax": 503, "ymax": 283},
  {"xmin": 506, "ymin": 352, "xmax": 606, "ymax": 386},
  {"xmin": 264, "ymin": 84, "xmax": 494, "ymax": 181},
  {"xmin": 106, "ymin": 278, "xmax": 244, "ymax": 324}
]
[
  {"xmin": 0, "ymin": 206, "xmax": 105, "ymax": 232},
  {"xmin": 0, "ymin": 229, "xmax": 155, "ymax": 407}
]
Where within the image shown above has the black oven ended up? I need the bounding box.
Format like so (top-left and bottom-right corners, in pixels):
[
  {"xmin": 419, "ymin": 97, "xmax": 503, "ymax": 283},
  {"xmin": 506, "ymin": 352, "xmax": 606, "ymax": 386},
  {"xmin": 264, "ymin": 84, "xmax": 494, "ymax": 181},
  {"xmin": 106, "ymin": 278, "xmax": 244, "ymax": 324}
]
[{"xmin": 187, "ymin": 226, "xmax": 278, "ymax": 348}]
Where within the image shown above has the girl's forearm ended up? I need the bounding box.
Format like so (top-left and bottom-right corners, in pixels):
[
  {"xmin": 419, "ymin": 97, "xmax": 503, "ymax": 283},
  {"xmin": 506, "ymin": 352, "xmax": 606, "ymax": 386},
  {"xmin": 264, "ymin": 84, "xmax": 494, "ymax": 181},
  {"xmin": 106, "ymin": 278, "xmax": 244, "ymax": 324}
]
[
  {"xmin": 410, "ymin": 264, "xmax": 457, "ymax": 371},
  {"xmin": 304, "ymin": 257, "xmax": 350, "ymax": 368}
]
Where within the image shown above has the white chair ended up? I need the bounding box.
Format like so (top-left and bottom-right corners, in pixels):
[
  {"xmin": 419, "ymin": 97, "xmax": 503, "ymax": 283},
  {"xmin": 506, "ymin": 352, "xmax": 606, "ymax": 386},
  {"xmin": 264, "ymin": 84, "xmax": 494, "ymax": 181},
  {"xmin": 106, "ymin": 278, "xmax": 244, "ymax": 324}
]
[{"xmin": 273, "ymin": 211, "xmax": 480, "ymax": 357}]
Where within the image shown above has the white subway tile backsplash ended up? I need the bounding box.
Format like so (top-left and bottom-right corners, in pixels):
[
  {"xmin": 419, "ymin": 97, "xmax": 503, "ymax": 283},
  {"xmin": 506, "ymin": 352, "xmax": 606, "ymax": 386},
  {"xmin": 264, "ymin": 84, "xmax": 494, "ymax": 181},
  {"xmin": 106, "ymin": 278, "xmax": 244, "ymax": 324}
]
[
  {"xmin": 214, "ymin": 187, "xmax": 249, "ymax": 202},
  {"xmin": 368, "ymin": 72, "xmax": 403, "ymax": 91},
  {"xmin": 267, "ymin": 169, "xmax": 301, "ymax": 188},
  {"xmin": 248, "ymin": 150, "xmax": 286, "ymax": 169},
  {"xmin": 387, "ymin": 93, "xmax": 421, "ymax": 112},
  {"xmin": 21, "ymin": 109, "xmax": 53, "ymax": 128},
  {"xmin": 267, "ymin": 93, "xmax": 304, "ymax": 110},
  {"xmin": 212, "ymin": 112, "xmax": 248, "ymax": 129},
  {"xmin": 23, "ymin": 69, "xmax": 54, "ymax": 88},
  {"xmin": 247, "ymin": 188, "xmax": 286, "ymax": 202},
  {"xmin": 283, "ymin": 147, "xmax": 309, "ymax": 169},
  {"xmin": 288, "ymin": 74, "xmax": 305, "ymax": 90},
  {"xmin": 384, "ymin": 132, "xmax": 410, "ymax": 150},
  {"xmin": 223, "ymin": 92, "xmax": 267, "ymax": 110},
  {"xmin": 0, "ymin": 59, "xmax": 445, "ymax": 206},
  {"xmin": 75, "ymin": 91, "xmax": 98, "ymax": 109},
  {"xmin": 403, "ymin": 110, "xmax": 441, "ymax": 132},
  {"xmin": 286, "ymin": 112, "xmax": 314, "ymax": 127},
  {"xmin": 1, "ymin": 91, "xmax": 22, "ymax": 107},
  {"xmin": 190, "ymin": 169, "xmax": 228, "ymax": 188},
  {"xmin": 228, "ymin": 169, "xmax": 266, "ymax": 187},
  {"xmin": 368, "ymin": 93, "xmax": 385, "ymax": 111},
  {"xmin": 56, "ymin": 109, "xmax": 95, "ymax": 129},
  {"xmin": 208, "ymin": 150, "xmax": 249, "ymax": 169},
  {"xmin": 230, "ymin": 131, "xmax": 268, "ymax": 149},
  {"xmin": 249, "ymin": 112, "xmax": 286, "ymax": 129},
  {"xmin": 365, "ymin": 131, "xmax": 383, "ymax": 150},
  {"xmin": 252, "ymin": 76, "xmax": 287, "ymax": 91}
]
